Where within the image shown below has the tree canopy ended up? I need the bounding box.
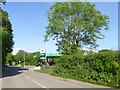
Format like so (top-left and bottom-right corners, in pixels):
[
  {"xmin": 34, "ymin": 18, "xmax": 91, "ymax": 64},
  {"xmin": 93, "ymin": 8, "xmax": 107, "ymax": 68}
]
[
  {"xmin": 0, "ymin": 9, "xmax": 14, "ymax": 66},
  {"xmin": 0, "ymin": 0, "xmax": 6, "ymax": 5},
  {"xmin": 44, "ymin": 2, "xmax": 109, "ymax": 54},
  {"xmin": 14, "ymin": 50, "xmax": 25, "ymax": 63},
  {"xmin": 13, "ymin": 50, "xmax": 39, "ymax": 66}
]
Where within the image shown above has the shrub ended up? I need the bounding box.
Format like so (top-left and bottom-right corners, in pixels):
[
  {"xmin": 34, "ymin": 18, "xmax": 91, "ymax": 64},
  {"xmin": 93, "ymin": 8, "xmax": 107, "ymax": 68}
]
[{"xmin": 52, "ymin": 50, "xmax": 120, "ymax": 88}]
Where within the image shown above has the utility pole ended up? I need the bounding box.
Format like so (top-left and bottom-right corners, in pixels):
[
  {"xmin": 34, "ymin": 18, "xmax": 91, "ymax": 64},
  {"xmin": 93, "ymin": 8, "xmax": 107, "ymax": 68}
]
[{"xmin": 24, "ymin": 51, "xmax": 25, "ymax": 68}]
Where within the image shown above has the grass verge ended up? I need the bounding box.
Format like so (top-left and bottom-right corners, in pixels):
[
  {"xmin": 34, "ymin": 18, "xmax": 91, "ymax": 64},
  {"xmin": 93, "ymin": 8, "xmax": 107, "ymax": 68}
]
[{"xmin": 34, "ymin": 66, "xmax": 53, "ymax": 74}]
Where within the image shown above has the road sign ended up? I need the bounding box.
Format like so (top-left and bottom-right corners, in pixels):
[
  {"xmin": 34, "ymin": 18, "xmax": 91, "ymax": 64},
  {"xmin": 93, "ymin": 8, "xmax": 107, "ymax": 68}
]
[
  {"xmin": 40, "ymin": 53, "xmax": 46, "ymax": 60},
  {"xmin": 40, "ymin": 49, "xmax": 46, "ymax": 60},
  {"xmin": 40, "ymin": 49, "xmax": 46, "ymax": 53}
]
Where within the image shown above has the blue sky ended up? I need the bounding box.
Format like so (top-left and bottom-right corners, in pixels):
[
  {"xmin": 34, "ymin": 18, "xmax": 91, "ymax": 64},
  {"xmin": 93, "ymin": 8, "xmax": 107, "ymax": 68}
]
[{"xmin": 2, "ymin": 2, "xmax": 118, "ymax": 54}]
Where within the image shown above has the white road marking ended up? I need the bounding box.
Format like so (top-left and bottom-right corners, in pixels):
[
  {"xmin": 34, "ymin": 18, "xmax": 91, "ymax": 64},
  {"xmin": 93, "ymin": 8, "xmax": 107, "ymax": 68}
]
[
  {"xmin": 32, "ymin": 80, "xmax": 47, "ymax": 88},
  {"xmin": 30, "ymin": 71, "xmax": 78, "ymax": 88},
  {"xmin": 22, "ymin": 74, "xmax": 49, "ymax": 89}
]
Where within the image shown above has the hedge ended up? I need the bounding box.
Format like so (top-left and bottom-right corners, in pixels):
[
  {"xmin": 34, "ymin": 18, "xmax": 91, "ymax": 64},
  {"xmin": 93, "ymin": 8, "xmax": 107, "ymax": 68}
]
[{"xmin": 51, "ymin": 50, "xmax": 120, "ymax": 88}]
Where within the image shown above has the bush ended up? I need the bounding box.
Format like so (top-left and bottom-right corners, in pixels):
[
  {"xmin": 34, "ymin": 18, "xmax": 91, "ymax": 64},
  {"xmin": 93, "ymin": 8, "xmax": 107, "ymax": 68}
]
[{"xmin": 52, "ymin": 50, "xmax": 120, "ymax": 88}]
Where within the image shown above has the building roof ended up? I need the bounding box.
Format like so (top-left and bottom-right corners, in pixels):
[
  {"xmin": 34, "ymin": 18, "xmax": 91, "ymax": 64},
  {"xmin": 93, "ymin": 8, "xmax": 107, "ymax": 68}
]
[{"xmin": 46, "ymin": 54, "xmax": 62, "ymax": 57}]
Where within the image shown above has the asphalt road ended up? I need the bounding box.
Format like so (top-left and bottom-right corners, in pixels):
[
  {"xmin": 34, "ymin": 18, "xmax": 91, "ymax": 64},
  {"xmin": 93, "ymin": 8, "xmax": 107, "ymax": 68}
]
[{"xmin": 2, "ymin": 66, "xmax": 116, "ymax": 89}]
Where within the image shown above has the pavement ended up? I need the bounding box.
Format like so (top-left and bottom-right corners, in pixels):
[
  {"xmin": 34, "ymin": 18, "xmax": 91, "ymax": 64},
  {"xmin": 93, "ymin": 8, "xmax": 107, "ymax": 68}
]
[{"xmin": 1, "ymin": 66, "xmax": 118, "ymax": 89}]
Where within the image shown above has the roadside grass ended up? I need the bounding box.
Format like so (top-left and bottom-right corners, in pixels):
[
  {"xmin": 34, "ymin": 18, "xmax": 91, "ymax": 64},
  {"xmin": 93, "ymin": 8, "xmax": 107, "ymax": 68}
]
[{"xmin": 34, "ymin": 66, "xmax": 53, "ymax": 74}]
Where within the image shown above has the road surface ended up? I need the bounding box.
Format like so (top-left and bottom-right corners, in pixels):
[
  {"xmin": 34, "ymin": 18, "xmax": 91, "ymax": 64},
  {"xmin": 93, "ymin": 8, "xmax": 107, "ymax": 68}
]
[{"xmin": 2, "ymin": 66, "xmax": 116, "ymax": 89}]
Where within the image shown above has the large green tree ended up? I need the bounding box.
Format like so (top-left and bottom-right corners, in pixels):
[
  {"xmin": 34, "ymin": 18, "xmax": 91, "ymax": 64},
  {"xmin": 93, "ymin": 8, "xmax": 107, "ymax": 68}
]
[
  {"xmin": 14, "ymin": 50, "xmax": 25, "ymax": 64},
  {"xmin": 44, "ymin": 2, "xmax": 109, "ymax": 54},
  {"xmin": 0, "ymin": 8, "xmax": 14, "ymax": 66},
  {"xmin": 25, "ymin": 52, "xmax": 40, "ymax": 65}
]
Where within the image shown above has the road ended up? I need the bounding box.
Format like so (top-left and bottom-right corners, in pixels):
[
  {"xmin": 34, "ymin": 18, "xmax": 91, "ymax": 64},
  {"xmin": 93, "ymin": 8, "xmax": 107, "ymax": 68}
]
[{"xmin": 2, "ymin": 66, "xmax": 116, "ymax": 89}]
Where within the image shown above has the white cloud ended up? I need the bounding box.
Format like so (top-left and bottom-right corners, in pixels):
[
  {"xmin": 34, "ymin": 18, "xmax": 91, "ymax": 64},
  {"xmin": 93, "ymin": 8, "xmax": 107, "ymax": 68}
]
[
  {"xmin": 12, "ymin": 48, "xmax": 24, "ymax": 55},
  {"xmin": 82, "ymin": 47, "xmax": 98, "ymax": 53},
  {"xmin": 12, "ymin": 47, "xmax": 38, "ymax": 55}
]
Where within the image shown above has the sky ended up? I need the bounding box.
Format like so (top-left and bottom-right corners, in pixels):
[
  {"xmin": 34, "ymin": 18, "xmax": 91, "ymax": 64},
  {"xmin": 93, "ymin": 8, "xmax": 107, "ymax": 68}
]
[{"xmin": 2, "ymin": 2, "xmax": 118, "ymax": 54}]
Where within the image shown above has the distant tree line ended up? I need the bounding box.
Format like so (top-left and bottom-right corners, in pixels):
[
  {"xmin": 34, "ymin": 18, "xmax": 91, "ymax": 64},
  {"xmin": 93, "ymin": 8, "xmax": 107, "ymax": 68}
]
[{"xmin": 6, "ymin": 50, "xmax": 40, "ymax": 66}]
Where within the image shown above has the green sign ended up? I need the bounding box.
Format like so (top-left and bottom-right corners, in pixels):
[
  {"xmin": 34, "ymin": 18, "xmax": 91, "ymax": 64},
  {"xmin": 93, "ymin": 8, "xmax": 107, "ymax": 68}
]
[{"xmin": 40, "ymin": 53, "xmax": 46, "ymax": 60}]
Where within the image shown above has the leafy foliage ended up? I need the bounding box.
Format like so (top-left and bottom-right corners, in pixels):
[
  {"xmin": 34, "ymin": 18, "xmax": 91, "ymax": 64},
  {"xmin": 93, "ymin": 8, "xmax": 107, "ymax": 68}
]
[
  {"xmin": 44, "ymin": 2, "xmax": 109, "ymax": 54},
  {"xmin": 0, "ymin": 9, "xmax": 14, "ymax": 66},
  {"xmin": 25, "ymin": 52, "xmax": 40, "ymax": 65},
  {"xmin": 14, "ymin": 50, "xmax": 25, "ymax": 64},
  {"xmin": 13, "ymin": 50, "xmax": 39, "ymax": 66},
  {"xmin": 0, "ymin": 0, "xmax": 6, "ymax": 5},
  {"xmin": 6, "ymin": 53, "xmax": 14, "ymax": 65},
  {"xmin": 52, "ymin": 50, "xmax": 120, "ymax": 88}
]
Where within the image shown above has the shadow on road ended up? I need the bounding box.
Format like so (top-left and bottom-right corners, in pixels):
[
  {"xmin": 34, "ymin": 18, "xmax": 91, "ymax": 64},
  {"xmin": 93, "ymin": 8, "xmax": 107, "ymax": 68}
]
[{"xmin": 2, "ymin": 66, "xmax": 28, "ymax": 78}]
